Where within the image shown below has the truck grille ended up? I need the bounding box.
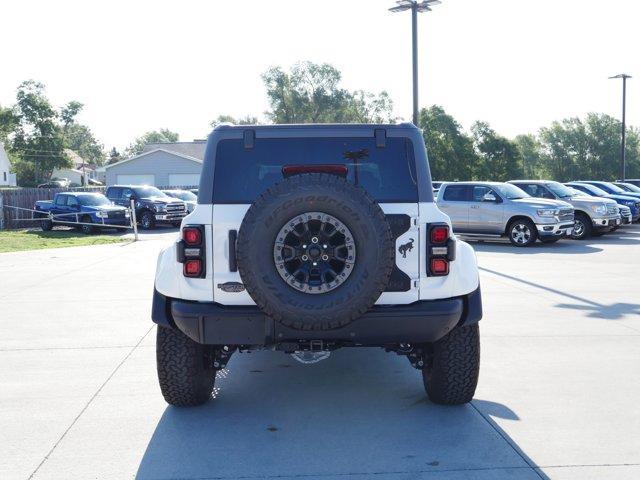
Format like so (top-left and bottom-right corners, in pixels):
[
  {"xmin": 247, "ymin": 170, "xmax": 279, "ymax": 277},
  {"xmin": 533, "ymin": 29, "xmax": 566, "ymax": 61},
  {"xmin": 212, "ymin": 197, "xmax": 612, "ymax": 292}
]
[
  {"xmin": 558, "ymin": 208, "xmax": 574, "ymax": 222},
  {"xmin": 619, "ymin": 205, "xmax": 631, "ymax": 215},
  {"xmin": 606, "ymin": 204, "xmax": 618, "ymax": 215},
  {"xmin": 166, "ymin": 203, "xmax": 186, "ymax": 214},
  {"xmin": 108, "ymin": 210, "xmax": 126, "ymax": 219}
]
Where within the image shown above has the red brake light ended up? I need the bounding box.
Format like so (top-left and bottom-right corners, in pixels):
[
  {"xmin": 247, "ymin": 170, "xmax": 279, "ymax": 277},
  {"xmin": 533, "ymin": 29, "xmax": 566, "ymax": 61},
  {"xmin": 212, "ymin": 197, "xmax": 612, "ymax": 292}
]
[
  {"xmin": 282, "ymin": 164, "xmax": 348, "ymax": 177},
  {"xmin": 184, "ymin": 259, "xmax": 202, "ymax": 277},
  {"xmin": 430, "ymin": 226, "xmax": 449, "ymax": 244},
  {"xmin": 430, "ymin": 258, "xmax": 449, "ymax": 276},
  {"xmin": 183, "ymin": 227, "xmax": 201, "ymax": 246}
]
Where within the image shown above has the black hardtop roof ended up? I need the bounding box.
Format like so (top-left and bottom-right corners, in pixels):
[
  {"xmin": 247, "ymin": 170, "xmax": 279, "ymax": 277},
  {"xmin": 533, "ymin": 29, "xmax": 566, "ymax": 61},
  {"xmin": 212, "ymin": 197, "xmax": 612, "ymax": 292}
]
[{"xmin": 213, "ymin": 122, "xmax": 418, "ymax": 132}]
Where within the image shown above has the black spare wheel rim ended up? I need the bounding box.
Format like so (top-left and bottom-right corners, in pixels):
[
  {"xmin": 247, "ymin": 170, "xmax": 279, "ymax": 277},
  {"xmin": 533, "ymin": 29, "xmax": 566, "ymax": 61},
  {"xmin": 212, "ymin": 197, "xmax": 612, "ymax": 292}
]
[
  {"xmin": 236, "ymin": 173, "xmax": 395, "ymax": 331},
  {"xmin": 273, "ymin": 212, "xmax": 356, "ymax": 294}
]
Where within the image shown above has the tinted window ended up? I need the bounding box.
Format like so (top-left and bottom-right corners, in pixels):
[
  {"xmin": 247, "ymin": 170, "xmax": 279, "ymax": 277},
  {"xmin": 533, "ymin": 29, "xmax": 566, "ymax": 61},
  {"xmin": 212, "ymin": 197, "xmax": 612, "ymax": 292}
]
[
  {"xmin": 55, "ymin": 195, "xmax": 68, "ymax": 206},
  {"xmin": 493, "ymin": 183, "xmax": 529, "ymax": 199},
  {"xmin": 78, "ymin": 194, "xmax": 111, "ymax": 206},
  {"xmin": 107, "ymin": 187, "xmax": 121, "ymax": 200},
  {"xmin": 133, "ymin": 186, "xmax": 167, "ymax": 198},
  {"xmin": 442, "ymin": 185, "xmax": 470, "ymax": 201},
  {"xmin": 121, "ymin": 188, "xmax": 133, "ymax": 199},
  {"xmin": 66, "ymin": 196, "xmax": 79, "ymax": 208},
  {"xmin": 213, "ymin": 137, "xmax": 418, "ymax": 203},
  {"xmin": 518, "ymin": 183, "xmax": 553, "ymax": 199}
]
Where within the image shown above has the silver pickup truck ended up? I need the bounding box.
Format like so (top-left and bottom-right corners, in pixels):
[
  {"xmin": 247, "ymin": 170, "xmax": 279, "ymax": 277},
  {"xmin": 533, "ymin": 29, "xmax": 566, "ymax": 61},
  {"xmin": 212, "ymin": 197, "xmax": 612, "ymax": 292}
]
[
  {"xmin": 509, "ymin": 180, "xmax": 621, "ymax": 239},
  {"xmin": 437, "ymin": 181, "xmax": 574, "ymax": 247}
]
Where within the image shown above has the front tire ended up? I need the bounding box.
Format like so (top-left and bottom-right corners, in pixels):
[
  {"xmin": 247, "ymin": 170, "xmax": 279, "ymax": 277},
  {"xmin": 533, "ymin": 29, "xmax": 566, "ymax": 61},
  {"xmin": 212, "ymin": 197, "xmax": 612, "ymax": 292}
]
[
  {"xmin": 140, "ymin": 210, "xmax": 156, "ymax": 230},
  {"xmin": 422, "ymin": 324, "xmax": 480, "ymax": 405},
  {"xmin": 80, "ymin": 215, "xmax": 94, "ymax": 234},
  {"xmin": 507, "ymin": 218, "xmax": 538, "ymax": 247},
  {"xmin": 156, "ymin": 326, "xmax": 216, "ymax": 407},
  {"xmin": 571, "ymin": 213, "xmax": 592, "ymax": 240}
]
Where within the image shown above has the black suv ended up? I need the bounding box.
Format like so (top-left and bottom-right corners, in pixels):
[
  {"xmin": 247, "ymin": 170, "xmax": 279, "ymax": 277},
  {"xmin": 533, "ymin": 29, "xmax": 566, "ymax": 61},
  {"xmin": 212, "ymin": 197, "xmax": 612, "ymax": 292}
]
[{"xmin": 106, "ymin": 185, "xmax": 187, "ymax": 229}]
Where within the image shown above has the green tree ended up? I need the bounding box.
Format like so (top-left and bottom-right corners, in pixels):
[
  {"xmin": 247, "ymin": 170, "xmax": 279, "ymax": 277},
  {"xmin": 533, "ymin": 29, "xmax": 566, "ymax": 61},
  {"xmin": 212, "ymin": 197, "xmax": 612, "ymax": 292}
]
[
  {"xmin": 514, "ymin": 134, "xmax": 544, "ymax": 179},
  {"xmin": 125, "ymin": 129, "xmax": 179, "ymax": 156},
  {"xmin": 0, "ymin": 104, "xmax": 19, "ymax": 144},
  {"xmin": 471, "ymin": 121, "xmax": 523, "ymax": 181},
  {"xmin": 262, "ymin": 61, "xmax": 394, "ymax": 124},
  {"xmin": 108, "ymin": 147, "xmax": 123, "ymax": 164},
  {"xmin": 64, "ymin": 123, "xmax": 105, "ymax": 166},
  {"xmin": 10, "ymin": 80, "xmax": 72, "ymax": 186},
  {"xmin": 210, "ymin": 114, "xmax": 259, "ymax": 127},
  {"xmin": 419, "ymin": 105, "xmax": 477, "ymax": 181}
]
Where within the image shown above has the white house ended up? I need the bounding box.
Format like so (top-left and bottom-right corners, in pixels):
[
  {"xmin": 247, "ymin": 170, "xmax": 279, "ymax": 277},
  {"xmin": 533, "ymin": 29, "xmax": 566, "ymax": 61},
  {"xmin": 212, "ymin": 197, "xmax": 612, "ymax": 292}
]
[
  {"xmin": 104, "ymin": 141, "xmax": 206, "ymax": 187},
  {"xmin": 51, "ymin": 149, "xmax": 99, "ymax": 186},
  {"xmin": 0, "ymin": 142, "xmax": 17, "ymax": 187}
]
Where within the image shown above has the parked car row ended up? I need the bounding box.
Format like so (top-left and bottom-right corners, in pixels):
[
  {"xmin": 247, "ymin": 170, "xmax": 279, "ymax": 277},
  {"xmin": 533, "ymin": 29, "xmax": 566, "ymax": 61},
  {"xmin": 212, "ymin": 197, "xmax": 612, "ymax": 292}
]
[
  {"xmin": 435, "ymin": 179, "xmax": 639, "ymax": 247},
  {"xmin": 33, "ymin": 185, "xmax": 197, "ymax": 233}
]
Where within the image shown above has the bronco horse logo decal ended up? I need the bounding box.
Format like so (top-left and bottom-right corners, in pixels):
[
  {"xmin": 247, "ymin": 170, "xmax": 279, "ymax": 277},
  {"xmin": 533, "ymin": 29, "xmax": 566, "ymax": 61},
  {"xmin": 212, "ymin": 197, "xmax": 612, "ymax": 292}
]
[{"xmin": 398, "ymin": 238, "xmax": 414, "ymax": 258}]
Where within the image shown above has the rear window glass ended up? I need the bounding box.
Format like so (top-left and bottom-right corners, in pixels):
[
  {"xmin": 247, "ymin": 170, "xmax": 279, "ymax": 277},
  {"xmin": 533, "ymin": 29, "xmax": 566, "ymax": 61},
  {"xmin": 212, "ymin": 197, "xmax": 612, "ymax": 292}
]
[
  {"xmin": 442, "ymin": 185, "xmax": 469, "ymax": 201},
  {"xmin": 212, "ymin": 137, "xmax": 418, "ymax": 203}
]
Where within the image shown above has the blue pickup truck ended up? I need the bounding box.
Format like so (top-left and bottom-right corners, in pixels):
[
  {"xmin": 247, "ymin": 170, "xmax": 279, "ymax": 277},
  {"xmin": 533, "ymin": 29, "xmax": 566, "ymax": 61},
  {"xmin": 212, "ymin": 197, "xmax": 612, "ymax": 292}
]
[{"xmin": 34, "ymin": 192, "xmax": 130, "ymax": 234}]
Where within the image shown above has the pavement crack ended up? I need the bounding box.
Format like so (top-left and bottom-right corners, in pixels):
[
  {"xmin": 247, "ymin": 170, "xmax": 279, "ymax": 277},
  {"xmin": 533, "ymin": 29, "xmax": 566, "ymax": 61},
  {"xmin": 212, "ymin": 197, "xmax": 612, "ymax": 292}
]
[{"xmin": 27, "ymin": 325, "xmax": 154, "ymax": 480}]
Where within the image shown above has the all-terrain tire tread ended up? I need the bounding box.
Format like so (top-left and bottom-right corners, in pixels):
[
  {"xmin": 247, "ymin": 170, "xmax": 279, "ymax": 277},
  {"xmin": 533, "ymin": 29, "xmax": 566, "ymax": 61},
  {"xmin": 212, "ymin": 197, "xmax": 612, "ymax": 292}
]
[
  {"xmin": 423, "ymin": 324, "xmax": 480, "ymax": 405},
  {"xmin": 156, "ymin": 326, "xmax": 215, "ymax": 407}
]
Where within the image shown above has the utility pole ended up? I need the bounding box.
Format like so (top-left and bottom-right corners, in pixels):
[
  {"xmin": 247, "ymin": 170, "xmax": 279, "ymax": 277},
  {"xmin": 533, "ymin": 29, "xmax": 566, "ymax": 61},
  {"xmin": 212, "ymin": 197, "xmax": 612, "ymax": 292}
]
[
  {"xmin": 389, "ymin": 0, "xmax": 442, "ymax": 126},
  {"xmin": 609, "ymin": 74, "xmax": 632, "ymax": 181}
]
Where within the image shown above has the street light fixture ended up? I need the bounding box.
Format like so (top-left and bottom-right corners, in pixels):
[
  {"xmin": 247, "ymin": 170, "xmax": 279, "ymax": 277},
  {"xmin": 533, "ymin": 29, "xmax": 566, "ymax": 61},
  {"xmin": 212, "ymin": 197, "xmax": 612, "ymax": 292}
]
[
  {"xmin": 609, "ymin": 73, "xmax": 632, "ymax": 181},
  {"xmin": 389, "ymin": 0, "xmax": 442, "ymax": 126}
]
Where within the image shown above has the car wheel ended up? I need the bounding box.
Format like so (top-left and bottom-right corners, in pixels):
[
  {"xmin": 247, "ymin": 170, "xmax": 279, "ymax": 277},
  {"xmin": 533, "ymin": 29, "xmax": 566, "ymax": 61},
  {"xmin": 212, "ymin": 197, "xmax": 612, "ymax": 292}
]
[
  {"xmin": 236, "ymin": 173, "xmax": 395, "ymax": 331},
  {"xmin": 507, "ymin": 218, "xmax": 538, "ymax": 247},
  {"xmin": 140, "ymin": 211, "xmax": 156, "ymax": 230},
  {"xmin": 80, "ymin": 215, "xmax": 94, "ymax": 234},
  {"xmin": 422, "ymin": 324, "xmax": 480, "ymax": 405},
  {"xmin": 571, "ymin": 213, "xmax": 592, "ymax": 240},
  {"xmin": 156, "ymin": 326, "xmax": 217, "ymax": 407},
  {"xmin": 40, "ymin": 219, "xmax": 53, "ymax": 231}
]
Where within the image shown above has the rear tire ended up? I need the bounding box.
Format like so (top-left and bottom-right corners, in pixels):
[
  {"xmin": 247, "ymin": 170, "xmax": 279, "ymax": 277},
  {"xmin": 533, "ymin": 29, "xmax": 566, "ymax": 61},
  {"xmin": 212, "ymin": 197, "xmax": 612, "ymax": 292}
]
[
  {"xmin": 156, "ymin": 326, "xmax": 216, "ymax": 407},
  {"xmin": 571, "ymin": 213, "xmax": 592, "ymax": 240},
  {"xmin": 507, "ymin": 218, "xmax": 538, "ymax": 247},
  {"xmin": 422, "ymin": 324, "xmax": 480, "ymax": 405},
  {"xmin": 40, "ymin": 219, "xmax": 53, "ymax": 231}
]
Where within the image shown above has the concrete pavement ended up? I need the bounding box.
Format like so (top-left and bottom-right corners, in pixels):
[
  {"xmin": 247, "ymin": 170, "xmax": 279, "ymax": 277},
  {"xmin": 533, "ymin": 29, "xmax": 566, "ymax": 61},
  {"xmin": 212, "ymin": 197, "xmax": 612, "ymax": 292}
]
[{"xmin": 1, "ymin": 226, "xmax": 639, "ymax": 479}]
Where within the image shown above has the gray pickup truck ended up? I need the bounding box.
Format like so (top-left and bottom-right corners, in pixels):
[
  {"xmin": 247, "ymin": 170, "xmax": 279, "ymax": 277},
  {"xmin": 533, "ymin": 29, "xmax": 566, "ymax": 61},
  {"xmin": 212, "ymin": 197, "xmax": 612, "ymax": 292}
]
[
  {"xmin": 509, "ymin": 180, "xmax": 621, "ymax": 239},
  {"xmin": 437, "ymin": 181, "xmax": 574, "ymax": 246}
]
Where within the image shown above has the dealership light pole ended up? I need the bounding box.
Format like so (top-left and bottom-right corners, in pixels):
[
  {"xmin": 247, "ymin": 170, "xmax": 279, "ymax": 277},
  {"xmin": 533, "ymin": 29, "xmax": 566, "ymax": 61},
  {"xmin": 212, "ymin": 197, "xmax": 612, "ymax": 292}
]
[
  {"xmin": 609, "ymin": 73, "xmax": 632, "ymax": 181},
  {"xmin": 389, "ymin": 0, "xmax": 442, "ymax": 126}
]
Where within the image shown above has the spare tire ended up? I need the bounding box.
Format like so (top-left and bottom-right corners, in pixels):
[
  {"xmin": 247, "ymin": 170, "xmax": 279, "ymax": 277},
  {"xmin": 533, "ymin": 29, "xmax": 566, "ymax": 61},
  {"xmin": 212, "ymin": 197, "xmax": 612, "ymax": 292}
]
[{"xmin": 236, "ymin": 173, "xmax": 394, "ymax": 331}]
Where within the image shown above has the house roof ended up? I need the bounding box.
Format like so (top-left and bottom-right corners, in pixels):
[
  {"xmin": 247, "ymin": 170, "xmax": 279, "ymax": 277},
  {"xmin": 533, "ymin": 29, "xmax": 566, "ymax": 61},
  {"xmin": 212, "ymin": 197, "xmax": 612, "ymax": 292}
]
[
  {"xmin": 142, "ymin": 141, "xmax": 206, "ymax": 160},
  {"xmin": 104, "ymin": 148, "xmax": 203, "ymax": 170}
]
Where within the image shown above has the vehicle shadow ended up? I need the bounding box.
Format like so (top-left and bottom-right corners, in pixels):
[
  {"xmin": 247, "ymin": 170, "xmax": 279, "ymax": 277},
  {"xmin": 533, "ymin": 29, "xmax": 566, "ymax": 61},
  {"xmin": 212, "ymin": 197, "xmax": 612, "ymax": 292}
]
[
  {"xmin": 136, "ymin": 349, "xmax": 548, "ymax": 480},
  {"xmin": 480, "ymin": 266, "xmax": 640, "ymax": 320},
  {"xmin": 468, "ymin": 238, "xmax": 604, "ymax": 255}
]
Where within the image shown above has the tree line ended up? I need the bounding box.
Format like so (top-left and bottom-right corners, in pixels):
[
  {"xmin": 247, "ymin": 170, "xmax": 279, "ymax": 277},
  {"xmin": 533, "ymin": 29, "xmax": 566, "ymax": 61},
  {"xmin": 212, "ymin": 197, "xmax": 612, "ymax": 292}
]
[{"xmin": 1, "ymin": 62, "xmax": 637, "ymax": 187}]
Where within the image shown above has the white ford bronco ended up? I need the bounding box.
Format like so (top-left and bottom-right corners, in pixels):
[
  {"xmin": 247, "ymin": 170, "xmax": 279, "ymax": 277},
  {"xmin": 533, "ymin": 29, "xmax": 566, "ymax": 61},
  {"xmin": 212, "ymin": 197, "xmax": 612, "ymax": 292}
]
[{"xmin": 152, "ymin": 123, "xmax": 482, "ymax": 407}]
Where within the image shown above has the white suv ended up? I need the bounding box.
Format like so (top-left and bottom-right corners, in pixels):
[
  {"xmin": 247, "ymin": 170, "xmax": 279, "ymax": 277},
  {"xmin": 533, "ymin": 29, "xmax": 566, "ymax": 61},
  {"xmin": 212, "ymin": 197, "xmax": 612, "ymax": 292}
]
[{"xmin": 152, "ymin": 124, "xmax": 482, "ymax": 407}]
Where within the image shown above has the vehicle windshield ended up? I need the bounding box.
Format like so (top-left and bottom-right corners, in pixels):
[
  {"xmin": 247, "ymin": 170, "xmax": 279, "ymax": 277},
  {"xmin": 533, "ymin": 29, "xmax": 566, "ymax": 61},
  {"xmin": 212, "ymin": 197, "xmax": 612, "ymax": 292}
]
[
  {"xmin": 493, "ymin": 183, "xmax": 530, "ymax": 200},
  {"xmin": 546, "ymin": 181, "xmax": 576, "ymax": 198},
  {"xmin": 77, "ymin": 194, "xmax": 112, "ymax": 206},
  {"xmin": 619, "ymin": 183, "xmax": 640, "ymax": 193},
  {"xmin": 133, "ymin": 186, "xmax": 167, "ymax": 198},
  {"xmin": 166, "ymin": 191, "xmax": 197, "ymax": 201},
  {"xmin": 599, "ymin": 182, "xmax": 626, "ymax": 194},
  {"xmin": 572, "ymin": 183, "xmax": 608, "ymax": 197}
]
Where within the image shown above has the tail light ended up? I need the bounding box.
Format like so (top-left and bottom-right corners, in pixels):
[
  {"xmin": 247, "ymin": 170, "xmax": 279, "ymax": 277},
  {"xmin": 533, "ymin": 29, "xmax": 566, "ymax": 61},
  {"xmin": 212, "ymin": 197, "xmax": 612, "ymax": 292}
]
[
  {"xmin": 428, "ymin": 224, "xmax": 454, "ymax": 276},
  {"xmin": 177, "ymin": 225, "xmax": 206, "ymax": 278}
]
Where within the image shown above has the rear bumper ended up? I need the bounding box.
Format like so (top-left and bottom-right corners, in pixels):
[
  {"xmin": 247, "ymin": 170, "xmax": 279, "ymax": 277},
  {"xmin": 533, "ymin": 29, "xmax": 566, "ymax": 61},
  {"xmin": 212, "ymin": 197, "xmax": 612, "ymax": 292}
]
[{"xmin": 152, "ymin": 286, "xmax": 482, "ymax": 346}]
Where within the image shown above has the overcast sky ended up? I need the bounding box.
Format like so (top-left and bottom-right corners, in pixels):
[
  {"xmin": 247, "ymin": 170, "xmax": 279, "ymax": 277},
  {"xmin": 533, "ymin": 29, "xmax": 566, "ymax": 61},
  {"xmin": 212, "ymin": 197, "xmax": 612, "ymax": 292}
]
[{"xmin": 1, "ymin": 0, "xmax": 638, "ymax": 150}]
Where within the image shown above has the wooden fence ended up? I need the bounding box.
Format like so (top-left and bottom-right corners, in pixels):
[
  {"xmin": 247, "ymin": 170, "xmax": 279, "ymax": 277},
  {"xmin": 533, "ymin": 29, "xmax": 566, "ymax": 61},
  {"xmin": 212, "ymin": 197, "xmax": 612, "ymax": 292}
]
[{"xmin": 0, "ymin": 187, "xmax": 106, "ymax": 229}]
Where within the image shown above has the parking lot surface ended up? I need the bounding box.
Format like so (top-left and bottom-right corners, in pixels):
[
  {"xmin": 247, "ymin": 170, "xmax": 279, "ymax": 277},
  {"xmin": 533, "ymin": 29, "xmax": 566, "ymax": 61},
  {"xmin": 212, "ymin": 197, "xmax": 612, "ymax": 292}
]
[{"xmin": 1, "ymin": 227, "xmax": 639, "ymax": 480}]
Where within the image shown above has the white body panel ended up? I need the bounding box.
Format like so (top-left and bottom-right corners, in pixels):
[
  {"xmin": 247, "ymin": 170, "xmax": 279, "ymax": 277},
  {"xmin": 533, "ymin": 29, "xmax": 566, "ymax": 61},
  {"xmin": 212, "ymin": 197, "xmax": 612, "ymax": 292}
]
[{"xmin": 154, "ymin": 202, "xmax": 480, "ymax": 304}]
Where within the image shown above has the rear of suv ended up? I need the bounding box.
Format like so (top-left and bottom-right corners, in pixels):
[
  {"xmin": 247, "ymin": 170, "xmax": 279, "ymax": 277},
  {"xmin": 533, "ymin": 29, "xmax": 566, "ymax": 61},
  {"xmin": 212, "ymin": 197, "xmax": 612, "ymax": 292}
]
[
  {"xmin": 437, "ymin": 181, "xmax": 574, "ymax": 246},
  {"xmin": 152, "ymin": 124, "xmax": 483, "ymax": 407}
]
